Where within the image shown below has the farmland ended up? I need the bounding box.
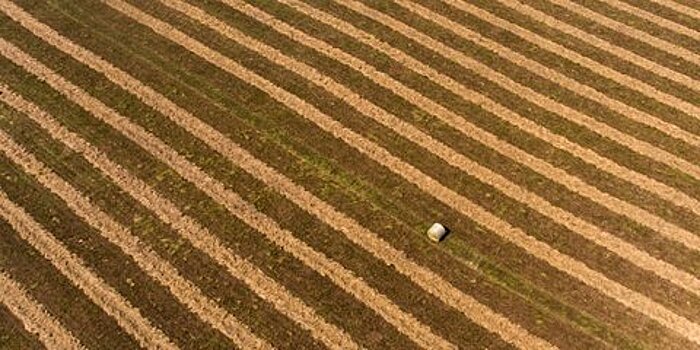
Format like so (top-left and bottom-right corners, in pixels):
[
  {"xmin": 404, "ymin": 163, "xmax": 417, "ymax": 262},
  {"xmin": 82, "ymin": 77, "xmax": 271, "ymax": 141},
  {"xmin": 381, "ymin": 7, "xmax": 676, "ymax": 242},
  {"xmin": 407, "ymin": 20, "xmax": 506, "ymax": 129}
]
[{"xmin": 0, "ymin": 0, "xmax": 698, "ymax": 348}]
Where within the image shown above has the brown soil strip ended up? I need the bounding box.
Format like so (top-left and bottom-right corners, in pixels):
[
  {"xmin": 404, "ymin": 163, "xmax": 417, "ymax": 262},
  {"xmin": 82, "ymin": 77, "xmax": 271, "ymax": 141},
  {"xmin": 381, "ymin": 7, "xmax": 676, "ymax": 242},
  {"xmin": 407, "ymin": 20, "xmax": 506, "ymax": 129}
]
[
  {"xmin": 0, "ymin": 303, "xmax": 43, "ymax": 350},
  {"xmin": 401, "ymin": 0, "xmax": 700, "ymax": 139},
  {"xmin": 333, "ymin": 0, "xmax": 700, "ymax": 181},
  {"xmin": 0, "ymin": 84, "xmax": 448, "ymax": 350},
  {"xmin": 162, "ymin": 0, "xmax": 700, "ymax": 296},
  {"xmin": 0, "ymin": 43, "xmax": 359, "ymax": 350},
  {"xmin": 599, "ymin": 0, "xmax": 700, "ymax": 40},
  {"xmin": 0, "ymin": 271, "xmax": 84, "ymax": 350},
  {"xmin": 4, "ymin": 0, "xmax": 554, "ymax": 347},
  {"xmin": 94, "ymin": 0, "xmax": 700, "ymax": 345},
  {"xmin": 258, "ymin": 0, "xmax": 700, "ymax": 252},
  {"xmin": 0, "ymin": 184, "xmax": 176, "ymax": 349},
  {"xmin": 552, "ymin": 0, "xmax": 700, "ymax": 52},
  {"xmin": 634, "ymin": 0, "xmax": 700, "ymax": 31},
  {"xmin": 647, "ymin": 0, "xmax": 700, "ymax": 20},
  {"xmin": 0, "ymin": 87, "xmax": 274, "ymax": 349},
  {"xmin": 546, "ymin": 0, "xmax": 700, "ymax": 65},
  {"xmin": 498, "ymin": 0, "xmax": 699, "ymax": 90}
]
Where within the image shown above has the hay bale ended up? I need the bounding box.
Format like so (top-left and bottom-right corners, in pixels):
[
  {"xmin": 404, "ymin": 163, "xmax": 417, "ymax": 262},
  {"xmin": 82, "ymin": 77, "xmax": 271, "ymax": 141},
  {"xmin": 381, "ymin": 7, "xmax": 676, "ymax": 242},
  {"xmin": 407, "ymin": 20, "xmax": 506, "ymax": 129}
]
[{"xmin": 427, "ymin": 223, "xmax": 448, "ymax": 242}]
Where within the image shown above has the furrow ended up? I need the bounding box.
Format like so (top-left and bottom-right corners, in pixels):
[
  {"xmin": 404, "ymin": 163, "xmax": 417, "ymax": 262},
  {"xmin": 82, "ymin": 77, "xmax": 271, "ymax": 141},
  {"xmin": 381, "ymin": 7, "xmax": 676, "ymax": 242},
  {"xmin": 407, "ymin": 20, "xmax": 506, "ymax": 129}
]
[
  {"xmin": 332, "ymin": 0, "xmax": 700, "ymax": 181},
  {"xmin": 0, "ymin": 0, "xmax": 555, "ymax": 348},
  {"xmin": 401, "ymin": 0, "xmax": 700, "ymax": 142},
  {"xmin": 255, "ymin": 0, "xmax": 700, "ymax": 250},
  {"xmin": 0, "ymin": 271, "xmax": 85, "ymax": 350},
  {"xmin": 161, "ymin": 0, "xmax": 700, "ymax": 296},
  {"xmin": 0, "ymin": 183, "xmax": 176, "ymax": 350},
  {"xmin": 95, "ymin": 0, "xmax": 700, "ymax": 345},
  {"xmin": 0, "ymin": 83, "xmax": 452, "ymax": 349},
  {"xmin": 498, "ymin": 0, "xmax": 699, "ymax": 91},
  {"xmin": 545, "ymin": 0, "xmax": 700, "ymax": 64}
]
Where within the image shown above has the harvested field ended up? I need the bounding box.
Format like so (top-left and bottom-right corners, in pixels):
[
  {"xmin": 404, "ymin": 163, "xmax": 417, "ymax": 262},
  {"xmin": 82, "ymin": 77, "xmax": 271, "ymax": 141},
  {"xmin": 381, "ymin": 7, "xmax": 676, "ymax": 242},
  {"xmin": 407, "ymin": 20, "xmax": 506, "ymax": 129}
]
[{"xmin": 0, "ymin": 0, "xmax": 698, "ymax": 348}]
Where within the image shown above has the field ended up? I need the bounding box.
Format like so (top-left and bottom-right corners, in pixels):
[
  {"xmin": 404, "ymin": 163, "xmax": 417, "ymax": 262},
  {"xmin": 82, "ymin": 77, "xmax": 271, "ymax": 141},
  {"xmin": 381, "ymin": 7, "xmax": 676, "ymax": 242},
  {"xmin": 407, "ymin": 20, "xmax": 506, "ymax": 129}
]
[{"xmin": 0, "ymin": 0, "xmax": 698, "ymax": 348}]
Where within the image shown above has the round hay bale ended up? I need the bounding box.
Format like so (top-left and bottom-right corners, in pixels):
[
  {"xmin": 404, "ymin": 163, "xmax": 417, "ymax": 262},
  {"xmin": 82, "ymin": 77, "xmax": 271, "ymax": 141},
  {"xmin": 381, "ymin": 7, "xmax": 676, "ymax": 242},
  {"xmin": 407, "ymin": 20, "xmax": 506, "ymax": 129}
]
[{"xmin": 427, "ymin": 223, "xmax": 448, "ymax": 242}]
